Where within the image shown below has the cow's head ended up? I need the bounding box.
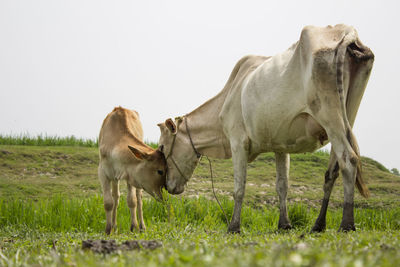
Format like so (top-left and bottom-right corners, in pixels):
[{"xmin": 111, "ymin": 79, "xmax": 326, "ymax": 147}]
[
  {"xmin": 128, "ymin": 145, "xmax": 167, "ymax": 200},
  {"xmin": 158, "ymin": 118, "xmax": 200, "ymax": 194}
]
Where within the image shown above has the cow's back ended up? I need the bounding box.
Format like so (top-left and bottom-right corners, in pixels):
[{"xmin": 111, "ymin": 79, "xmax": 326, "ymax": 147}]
[{"xmin": 219, "ymin": 55, "xmax": 270, "ymax": 133}]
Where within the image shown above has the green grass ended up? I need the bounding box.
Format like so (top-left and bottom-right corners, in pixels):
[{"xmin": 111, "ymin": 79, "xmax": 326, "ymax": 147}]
[
  {"xmin": 0, "ymin": 134, "xmax": 159, "ymax": 149},
  {"xmin": 1, "ymin": 195, "xmax": 400, "ymax": 266},
  {"xmin": 0, "ymin": 134, "xmax": 99, "ymax": 147},
  {"xmin": 0, "ymin": 142, "xmax": 400, "ymax": 266},
  {"xmin": 1, "ymin": 195, "xmax": 400, "ymax": 233},
  {"xmin": 1, "ymin": 144, "xmax": 399, "ymax": 210},
  {"xmin": 2, "ymin": 226, "xmax": 399, "ymax": 267}
]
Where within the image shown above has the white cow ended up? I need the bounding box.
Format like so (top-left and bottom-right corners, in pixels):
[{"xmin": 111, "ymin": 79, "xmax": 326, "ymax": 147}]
[{"xmin": 158, "ymin": 25, "xmax": 374, "ymax": 233}]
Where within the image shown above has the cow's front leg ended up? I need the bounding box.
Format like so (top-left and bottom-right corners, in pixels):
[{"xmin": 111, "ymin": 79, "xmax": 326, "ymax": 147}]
[
  {"xmin": 275, "ymin": 152, "xmax": 292, "ymax": 230},
  {"xmin": 227, "ymin": 142, "xmax": 248, "ymax": 234}
]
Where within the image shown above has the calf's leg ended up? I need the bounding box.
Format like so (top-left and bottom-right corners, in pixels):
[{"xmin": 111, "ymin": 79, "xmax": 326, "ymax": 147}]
[
  {"xmin": 275, "ymin": 152, "xmax": 292, "ymax": 230},
  {"xmin": 127, "ymin": 183, "xmax": 139, "ymax": 231},
  {"xmin": 99, "ymin": 168, "xmax": 113, "ymax": 235},
  {"xmin": 111, "ymin": 181, "xmax": 120, "ymax": 231},
  {"xmin": 136, "ymin": 188, "xmax": 146, "ymax": 231}
]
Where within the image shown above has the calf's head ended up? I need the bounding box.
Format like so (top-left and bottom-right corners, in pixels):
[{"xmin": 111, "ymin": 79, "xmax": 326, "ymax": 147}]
[
  {"xmin": 158, "ymin": 118, "xmax": 200, "ymax": 194},
  {"xmin": 128, "ymin": 145, "xmax": 167, "ymax": 200}
]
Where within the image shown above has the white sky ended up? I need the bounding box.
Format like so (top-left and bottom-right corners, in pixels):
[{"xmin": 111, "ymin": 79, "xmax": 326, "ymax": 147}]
[{"xmin": 0, "ymin": 0, "xmax": 399, "ymax": 170}]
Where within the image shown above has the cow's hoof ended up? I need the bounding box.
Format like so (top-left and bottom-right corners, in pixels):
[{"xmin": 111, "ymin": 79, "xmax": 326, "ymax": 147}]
[
  {"xmin": 278, "ymin": 223, "xmax": 292, "ymax": 230},
  {"xmin": 227, "ymin": 221, "xmax": 241, "ymax": 234},
  {"xmin": 227, "ymin": 228, "xmax": 241, "ymax": 234},
  {"xmin": 338, "ymin": 224, "xmax": 356, "ymax": 232},
  {"xmin": 310, "ymin": 223, "xmax": 326, "ymax": 233},
  {"xmin": 227, "ymin": 224, "xmax": 241, "ymax": 234}
]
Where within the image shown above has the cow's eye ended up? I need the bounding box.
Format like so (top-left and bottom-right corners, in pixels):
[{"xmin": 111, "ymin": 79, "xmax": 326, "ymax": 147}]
[{"xmin": 157, "ymin": 170, "xmax": 164, "ymax": 175}]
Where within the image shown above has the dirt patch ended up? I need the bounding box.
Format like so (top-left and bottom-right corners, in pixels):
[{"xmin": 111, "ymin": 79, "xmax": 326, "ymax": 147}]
[
  {"xmin": 0, "ymin": 150, "xmax": 12, "ymax": 155},
  {"xmin": 82, "ymin": 239, "xmax": 162, "ymax": 254}
]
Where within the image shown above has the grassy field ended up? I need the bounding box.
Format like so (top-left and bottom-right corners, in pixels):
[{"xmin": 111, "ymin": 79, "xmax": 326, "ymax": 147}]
[
  {"xmin": 0, "ymin": 134, "xmax": 158, "ymax": 149},
  {"xmin": 1, "ymin": 196, "xmax": 400, "ymax": 266},
  {"xmin": 0, "ymin": 134, "xmax": 99, "ymax": 147},
  {"xmin": 0, "ymin": 139, "xmax": 400, "ymax": 266}
]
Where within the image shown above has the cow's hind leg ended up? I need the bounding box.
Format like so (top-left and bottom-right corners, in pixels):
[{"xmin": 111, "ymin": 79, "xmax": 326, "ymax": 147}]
[
  {"xmin": 99, "ymin": 167, "xmax": 113, "ymax": 235},
  {"xmin": 311, "ymin": 150, "xmax": 339, "ymax": 233},
  {"xmin": 111, "ymin": 181, "xmax": 120, "ymax": 231},
  {"xmin": 136, "ymin": 188, "xmax": 146, "ymax": 231},
  {"xmin": 127, "ymin": 183, "xmax": 139, "ymax": 231},
  {"xmin": 328, "ymin": 132, "xmax": 358, "ymax": 231},
  {"xmin": 275, "ymin": 152, "xmax": 292, "ymax": 230},
  {"xmin": 227, "ymin": 141, "xmax": 248, "ymax": 234}
]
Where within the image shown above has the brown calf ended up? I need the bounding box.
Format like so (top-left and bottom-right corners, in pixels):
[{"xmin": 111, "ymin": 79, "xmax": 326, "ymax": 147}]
[{"xmin": 98, "ymin": 107, "xmax": 166, "ymax": 234}]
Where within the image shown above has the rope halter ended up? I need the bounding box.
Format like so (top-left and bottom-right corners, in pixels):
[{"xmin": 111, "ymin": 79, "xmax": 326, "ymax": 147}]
[{"xmin": 164, "ymin": 116, "xmax": 201, "ymax": 184}]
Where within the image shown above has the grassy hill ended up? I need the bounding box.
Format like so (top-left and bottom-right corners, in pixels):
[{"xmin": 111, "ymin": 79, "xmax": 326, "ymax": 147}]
[
  {"xmin": 1, "ymin": 142, "xmax": 400, "ymax": 266},
  {"xmin": 1, "ymin": 144, "xmax": 398, "ymax": 209}
]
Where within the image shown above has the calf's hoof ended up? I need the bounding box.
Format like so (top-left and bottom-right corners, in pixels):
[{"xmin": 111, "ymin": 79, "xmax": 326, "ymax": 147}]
[
  {"xmin": 139, "ymin": 225, "xmax": 146, "ymax": 232},
  {"xmin": 105, "ymin": 225, "xmax": 112, "ymax": 235},
  {"xmin": 130, "ymin": 224, "xmax": 139, "ymax": 232}
]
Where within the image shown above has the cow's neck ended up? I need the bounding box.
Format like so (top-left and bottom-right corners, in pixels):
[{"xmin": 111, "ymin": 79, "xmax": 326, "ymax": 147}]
[{"xmin": 182, "ymin": 90, "xmax": 231, "ymax": 159}]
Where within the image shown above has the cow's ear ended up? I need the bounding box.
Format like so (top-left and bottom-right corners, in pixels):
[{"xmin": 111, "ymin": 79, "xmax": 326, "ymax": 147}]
[
  {"xmin": 128, "ymin": 145, "xmax": 150, "ymax": 160},
  {"xmin": 165, "ymin": 118, "xmax": 177, "ymax": 134},
  {"xmin": 157, "ymin": 123, "xmax": 165, "ymax": 133}
]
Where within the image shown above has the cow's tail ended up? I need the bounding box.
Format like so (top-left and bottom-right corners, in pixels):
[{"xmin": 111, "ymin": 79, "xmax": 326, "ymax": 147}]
[{"xmin": 336, "ymin": 33, "xmax": 370, "ymax": 199}]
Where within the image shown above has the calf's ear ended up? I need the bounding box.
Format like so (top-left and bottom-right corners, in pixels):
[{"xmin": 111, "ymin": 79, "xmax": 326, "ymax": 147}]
[
  {"xmin": 128, "ymin": 145, "xmax": 150, "ymax": 160},
  {"xmin": 157, "ymin": 145, "xmax": 164, "ymax": 153},
  {"xmin": 165, "ymin": 118, "xmax": 177, "ymax": 134}
]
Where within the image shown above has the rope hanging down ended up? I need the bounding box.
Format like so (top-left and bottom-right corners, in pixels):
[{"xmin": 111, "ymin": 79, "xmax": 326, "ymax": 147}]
[
  {"xmin": 183, "ymin": 115, "xmax": 229, "ymax": 226},
  {"xmin": 202, "ymin": 155, "xmax": 229, "ymax": 226}
]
